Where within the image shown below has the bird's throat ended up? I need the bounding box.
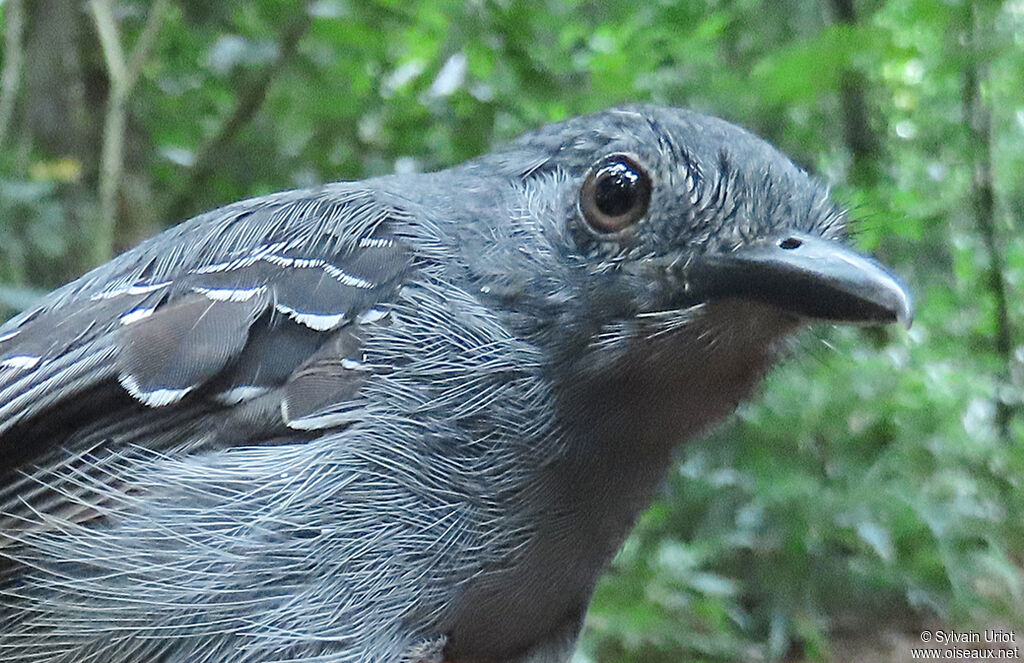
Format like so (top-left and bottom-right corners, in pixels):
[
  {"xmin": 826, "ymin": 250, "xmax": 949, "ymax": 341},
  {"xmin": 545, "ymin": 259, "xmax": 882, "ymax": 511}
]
[
  {"xmin": 549, "ymin": 299, "xmax": 798, "ymax": 564},
  {"xmin": 445, "ymin": 301, "xmax": 796, "ymax": 663}
]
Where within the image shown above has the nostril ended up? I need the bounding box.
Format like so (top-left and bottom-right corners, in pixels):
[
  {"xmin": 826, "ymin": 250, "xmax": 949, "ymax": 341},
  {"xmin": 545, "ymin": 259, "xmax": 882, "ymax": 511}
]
[{"xmin": 779, "ymin": 236, "xmax": 802, "ymax": 250}]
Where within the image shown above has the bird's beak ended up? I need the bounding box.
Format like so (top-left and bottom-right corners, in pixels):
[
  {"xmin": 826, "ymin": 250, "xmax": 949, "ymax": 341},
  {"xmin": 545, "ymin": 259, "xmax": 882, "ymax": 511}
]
[{"xmin": 691, "ymin": 232, "xmax": 913, "ymax": 328}]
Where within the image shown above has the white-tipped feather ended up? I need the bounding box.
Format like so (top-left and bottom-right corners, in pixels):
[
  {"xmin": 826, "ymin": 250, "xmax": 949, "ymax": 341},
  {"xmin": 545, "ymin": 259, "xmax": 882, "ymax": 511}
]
[
  {"xmin": 118, "ymin": 373, "xmax": 195, "ymax": 407},
  {"xmin": 323, "ymin": 264, "xmax": 376, "ymax": 289},
  {"xmin": 193, "ymin": 285, "xmax": 268, "ymax": 302},
  {"xmin": 91, "ymin": 281, "xmax": 172, "ymax": 300},
  {"xmin": 214, "ymin": 385, "xmax": 270, "ymax": 405},
  {"xmin": 356, "ymin": 308, "xmax": 389, "ymax": 324},
  {"xmin": 119, "ymin": 306, "xmax": 157, "ymax": 325},
  {"xmin": 274, "ymin": 303, "xmax": 347, "ymax": 331},
  {"xmin": 0, "ymin": 355, "xmax": 40, "ymax": 370}
]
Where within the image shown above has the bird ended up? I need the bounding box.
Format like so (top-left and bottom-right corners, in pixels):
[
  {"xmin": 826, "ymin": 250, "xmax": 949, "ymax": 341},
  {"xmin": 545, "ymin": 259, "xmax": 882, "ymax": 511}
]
[{"xmin": 0, "ymin": 105, "xmax": 912, "ymax": 663}]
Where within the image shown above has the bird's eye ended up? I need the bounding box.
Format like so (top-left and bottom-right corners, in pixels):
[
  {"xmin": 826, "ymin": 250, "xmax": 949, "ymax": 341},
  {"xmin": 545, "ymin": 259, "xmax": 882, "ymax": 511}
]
[{"xmin": 579, "ymin": 155, "xmax": 652, "ymax": 234}]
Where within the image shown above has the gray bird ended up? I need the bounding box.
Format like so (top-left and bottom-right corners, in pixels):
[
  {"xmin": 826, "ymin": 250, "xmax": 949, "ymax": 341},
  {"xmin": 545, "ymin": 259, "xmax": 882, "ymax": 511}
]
[{"xmin": 0, "ymin": 105, "xmax": 911, "ymax": 663}]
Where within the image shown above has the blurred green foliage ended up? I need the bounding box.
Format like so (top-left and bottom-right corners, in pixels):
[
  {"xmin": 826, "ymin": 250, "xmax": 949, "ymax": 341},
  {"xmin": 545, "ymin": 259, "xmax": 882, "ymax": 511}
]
[{"xmin": 0, "ymin": 1, "xmax": 1021, "ymax": 661}]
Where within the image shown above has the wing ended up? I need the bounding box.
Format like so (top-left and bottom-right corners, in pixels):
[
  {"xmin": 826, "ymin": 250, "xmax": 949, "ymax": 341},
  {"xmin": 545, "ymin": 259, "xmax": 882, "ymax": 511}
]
[{"xmin": 0, "ymin": 183, "xmax": 413, "ymax": 480}]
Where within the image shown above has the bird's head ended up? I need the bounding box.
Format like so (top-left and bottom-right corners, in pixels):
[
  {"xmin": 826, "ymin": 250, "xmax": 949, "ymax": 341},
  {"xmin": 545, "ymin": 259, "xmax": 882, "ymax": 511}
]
[{"xmin": 447, "ymin": 105, "xmax": 912, "ymax": 443}]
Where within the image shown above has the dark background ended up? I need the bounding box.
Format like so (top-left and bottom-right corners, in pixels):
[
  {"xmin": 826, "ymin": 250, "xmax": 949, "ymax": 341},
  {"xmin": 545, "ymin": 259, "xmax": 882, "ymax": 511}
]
[{"xmin": 0, "ymin": 1, "xmax": 1021, "ymax": 661}]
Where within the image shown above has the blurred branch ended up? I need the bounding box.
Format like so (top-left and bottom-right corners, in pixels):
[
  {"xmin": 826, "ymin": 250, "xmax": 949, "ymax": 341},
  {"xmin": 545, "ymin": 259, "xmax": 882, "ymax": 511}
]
[
  {"xmin": 90, "ymin": 0, "xmax": 127, "ymax": 87},
  {"xmin": 88, "ymin": 0, "xmax": 169, "ymax": 266},
  {"xmin": 962, "ymin": 2, "xmax": 1015, "ymax": 444},
  {"xmin": 165, "ymin": 9, "xmax": 313, "ymax": 223},
  {"xmin": 0, "ymin": 0, "xmax": 25, "ymax": 148},
  {"xmin": 827, "ymin": 0, "xmax": 882, "ymax": 188}
]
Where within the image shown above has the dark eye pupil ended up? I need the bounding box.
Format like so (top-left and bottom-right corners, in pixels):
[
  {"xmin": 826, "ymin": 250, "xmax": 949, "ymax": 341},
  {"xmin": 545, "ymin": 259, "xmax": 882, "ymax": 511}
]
[
  {"xmin": 594, "ymin": 164, "xmax": 641, "ymax": 217},
  {"xmin": 579, "ymin": 154, "xmax": 651, "ymax": 234}
]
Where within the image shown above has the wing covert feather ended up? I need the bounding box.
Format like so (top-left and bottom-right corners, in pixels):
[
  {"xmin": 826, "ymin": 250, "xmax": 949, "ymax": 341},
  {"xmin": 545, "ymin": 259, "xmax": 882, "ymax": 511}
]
[{"xmin": 0, "ymin": 183, "xmax": 414, "ymax": 453}]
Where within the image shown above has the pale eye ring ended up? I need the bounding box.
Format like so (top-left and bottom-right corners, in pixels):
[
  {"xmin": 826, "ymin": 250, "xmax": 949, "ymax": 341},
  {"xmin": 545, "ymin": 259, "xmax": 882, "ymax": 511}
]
[{"xmin": 579, "ymin": 154, "xmax": 652, "ymax": 234}]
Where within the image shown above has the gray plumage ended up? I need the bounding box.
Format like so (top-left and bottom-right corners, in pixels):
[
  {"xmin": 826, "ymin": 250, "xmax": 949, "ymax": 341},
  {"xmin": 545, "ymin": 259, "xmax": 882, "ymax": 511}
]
[{"xmin": 0, "ymin": 105, "xmax": 911, "ymax": 663}]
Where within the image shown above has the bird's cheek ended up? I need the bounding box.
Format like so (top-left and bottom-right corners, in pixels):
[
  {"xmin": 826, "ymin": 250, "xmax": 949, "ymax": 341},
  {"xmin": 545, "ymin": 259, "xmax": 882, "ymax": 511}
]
[{"xmin": 614, "ymin": 226, "xmax": 644, "ymax": 251}]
